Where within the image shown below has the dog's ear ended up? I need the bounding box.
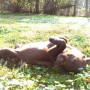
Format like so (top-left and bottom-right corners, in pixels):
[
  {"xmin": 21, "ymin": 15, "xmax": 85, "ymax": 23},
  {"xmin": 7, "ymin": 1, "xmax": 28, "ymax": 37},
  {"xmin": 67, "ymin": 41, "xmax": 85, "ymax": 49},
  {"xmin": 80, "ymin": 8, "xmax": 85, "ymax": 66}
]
[{"xmin": 85, "ymin": 58, "xmax": 90, "ymax": 64}]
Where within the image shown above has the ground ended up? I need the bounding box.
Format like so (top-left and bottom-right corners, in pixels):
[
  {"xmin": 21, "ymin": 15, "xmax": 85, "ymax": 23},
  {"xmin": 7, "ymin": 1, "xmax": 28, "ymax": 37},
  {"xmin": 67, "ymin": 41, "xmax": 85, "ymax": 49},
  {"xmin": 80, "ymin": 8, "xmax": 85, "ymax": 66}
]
[{"xmin": 0, "ymin": 13, "xmax": 90, "ymax": 90}]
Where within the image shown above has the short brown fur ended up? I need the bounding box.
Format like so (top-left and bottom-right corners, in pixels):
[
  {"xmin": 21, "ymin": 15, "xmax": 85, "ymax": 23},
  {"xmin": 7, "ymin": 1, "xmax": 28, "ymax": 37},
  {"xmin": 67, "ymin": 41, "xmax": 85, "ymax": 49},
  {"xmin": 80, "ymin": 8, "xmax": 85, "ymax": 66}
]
[{"xmin": 0, "ymin": 37, "xmax": 90, "ymax": 72}]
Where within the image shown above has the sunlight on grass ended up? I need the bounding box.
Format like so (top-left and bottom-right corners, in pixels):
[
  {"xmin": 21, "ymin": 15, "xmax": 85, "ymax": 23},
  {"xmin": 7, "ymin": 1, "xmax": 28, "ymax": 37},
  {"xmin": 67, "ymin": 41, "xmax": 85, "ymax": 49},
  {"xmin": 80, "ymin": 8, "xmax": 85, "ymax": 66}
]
[{"xmin": 0, "ymin": 13, "xmax": 90, "ymax": 90}]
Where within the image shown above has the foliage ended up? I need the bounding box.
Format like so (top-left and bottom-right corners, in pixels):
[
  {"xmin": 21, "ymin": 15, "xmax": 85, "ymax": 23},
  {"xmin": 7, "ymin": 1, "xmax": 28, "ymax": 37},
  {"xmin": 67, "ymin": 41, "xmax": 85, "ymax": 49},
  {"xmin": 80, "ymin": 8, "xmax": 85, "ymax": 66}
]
[
  {"xmin": 0, "ymin": 13, "xmax": 90, "ymax": 89},
  {"xmin": 0, "ymin": 0, "xmax": 75, "ymax": 15},
  {"xmin": 57, "ymin": 0, "xmax": 72, "ymax": 4},
  {"xmin": 7, "ymin": 0, "xmax": 35, "ymax": 11}
]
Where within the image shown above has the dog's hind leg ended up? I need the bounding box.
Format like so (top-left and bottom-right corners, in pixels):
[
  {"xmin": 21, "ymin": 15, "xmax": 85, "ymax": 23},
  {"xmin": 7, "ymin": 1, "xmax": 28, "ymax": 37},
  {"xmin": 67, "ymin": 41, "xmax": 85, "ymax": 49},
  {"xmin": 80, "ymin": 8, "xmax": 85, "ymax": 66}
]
[{"xmin": 0, "ymin": 48, "xmax": 20, "ymax": 67}]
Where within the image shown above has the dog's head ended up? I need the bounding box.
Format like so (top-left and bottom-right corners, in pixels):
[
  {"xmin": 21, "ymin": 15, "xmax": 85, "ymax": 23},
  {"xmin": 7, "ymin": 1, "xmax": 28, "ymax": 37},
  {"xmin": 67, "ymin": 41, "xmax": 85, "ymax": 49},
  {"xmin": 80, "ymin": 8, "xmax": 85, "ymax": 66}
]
[{"xmin": 56, "ymin": 45, "xmax": 90, "ymax": 73}]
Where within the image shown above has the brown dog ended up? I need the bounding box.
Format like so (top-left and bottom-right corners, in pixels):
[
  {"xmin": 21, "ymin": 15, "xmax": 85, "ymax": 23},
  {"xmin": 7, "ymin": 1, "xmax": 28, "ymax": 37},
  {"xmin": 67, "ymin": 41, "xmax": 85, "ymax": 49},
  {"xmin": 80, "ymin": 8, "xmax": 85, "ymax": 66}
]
[
  {"xmin": 56, "ymin": 44, "xmax": 90, "ymax": 72},
  {"xmin": 0, "ymin": 37, "xmax": 66, "ymax": 67},
  {"xmin": 0, "ymin": 37, "xmax": 90, "ymax": 72}
]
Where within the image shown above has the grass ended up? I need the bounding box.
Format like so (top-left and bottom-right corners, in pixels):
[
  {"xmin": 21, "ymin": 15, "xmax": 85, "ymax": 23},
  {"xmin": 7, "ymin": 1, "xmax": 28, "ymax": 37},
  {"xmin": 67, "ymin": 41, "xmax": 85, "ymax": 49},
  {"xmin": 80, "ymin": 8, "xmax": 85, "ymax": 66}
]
[{"xmin": 0, "ymin": 13, "xmax": 90, "ymax": 90}]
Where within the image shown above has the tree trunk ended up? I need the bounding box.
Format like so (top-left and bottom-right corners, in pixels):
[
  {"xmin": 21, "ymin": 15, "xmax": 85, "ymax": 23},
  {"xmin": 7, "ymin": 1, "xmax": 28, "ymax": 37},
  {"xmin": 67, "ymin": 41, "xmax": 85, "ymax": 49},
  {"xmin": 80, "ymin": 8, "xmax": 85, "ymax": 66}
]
[
  {"xmin": 0, "ymin": 0, "xmax": 4, "ymax": 12},
  {"xmin": 35, "ymin": 0, "xmax": 39, "ymax": 13},
  {"xmin": 86, "ymin": 0, "xmax": 88, "ymax": 17},
  {"xmin": 73, "ymin": 0, "xmax": 77, "ymax": 16}
]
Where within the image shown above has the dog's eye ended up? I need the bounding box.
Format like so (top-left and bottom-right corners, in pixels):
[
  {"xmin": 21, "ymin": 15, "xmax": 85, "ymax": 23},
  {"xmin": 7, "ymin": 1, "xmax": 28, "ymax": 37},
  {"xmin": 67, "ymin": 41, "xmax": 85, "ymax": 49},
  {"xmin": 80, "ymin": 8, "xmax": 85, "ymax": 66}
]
[{"xmin": 82, "ymin": 56, "xmax": 85, "ymax": 58}]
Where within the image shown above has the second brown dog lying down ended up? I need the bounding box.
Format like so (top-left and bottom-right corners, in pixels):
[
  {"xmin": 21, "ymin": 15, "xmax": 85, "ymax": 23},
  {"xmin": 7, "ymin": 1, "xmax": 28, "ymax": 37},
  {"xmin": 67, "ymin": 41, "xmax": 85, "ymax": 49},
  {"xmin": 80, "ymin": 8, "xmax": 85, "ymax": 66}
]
[{"xmin": 0, "ymin": 37, "xmax": 90, "ymax": 73}]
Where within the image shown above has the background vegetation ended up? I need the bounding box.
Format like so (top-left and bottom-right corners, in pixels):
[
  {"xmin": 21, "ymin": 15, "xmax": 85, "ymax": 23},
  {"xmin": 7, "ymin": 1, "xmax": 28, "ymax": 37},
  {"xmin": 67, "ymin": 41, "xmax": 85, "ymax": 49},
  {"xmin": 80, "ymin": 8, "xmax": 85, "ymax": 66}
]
[
  {"xmin": 0, "ymin": 0, "xmax": 90, "ymax": 16},
  {"xmin": 0, "ymin": 13, "xmax": 90, "ymax": 89}
]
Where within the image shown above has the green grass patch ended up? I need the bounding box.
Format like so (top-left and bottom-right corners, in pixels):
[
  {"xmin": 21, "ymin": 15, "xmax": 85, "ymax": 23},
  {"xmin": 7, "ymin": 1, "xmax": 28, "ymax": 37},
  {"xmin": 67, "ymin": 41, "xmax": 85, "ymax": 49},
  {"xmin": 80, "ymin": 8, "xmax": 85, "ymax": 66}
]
[{"xmin": 0, "ymin": 13, "xmax": 90, "ymax": 90}]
